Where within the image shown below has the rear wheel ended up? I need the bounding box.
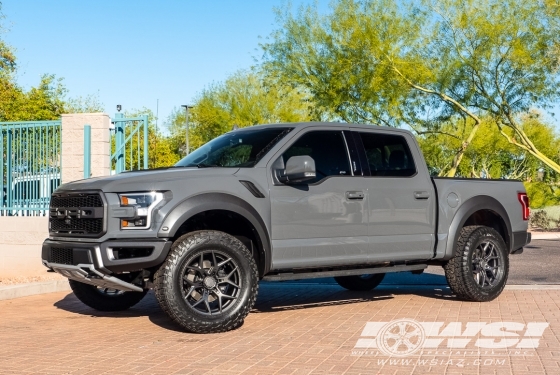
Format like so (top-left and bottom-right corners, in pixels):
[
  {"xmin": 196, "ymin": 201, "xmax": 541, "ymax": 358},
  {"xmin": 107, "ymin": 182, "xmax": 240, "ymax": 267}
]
[
  {"xmin": 444, "ymin": 225, "xmax": 509, "ymax": 302},
  {"xmin": 334, "ymin": 273, "xmax": 385, "ymax": 291},
  {"xmin": 154, "ymin": 230, "xmax": 259, "ymax": 333},
  {"xmin": 69, "ymin": 279, "xmax": 148, "ymax": 311}
]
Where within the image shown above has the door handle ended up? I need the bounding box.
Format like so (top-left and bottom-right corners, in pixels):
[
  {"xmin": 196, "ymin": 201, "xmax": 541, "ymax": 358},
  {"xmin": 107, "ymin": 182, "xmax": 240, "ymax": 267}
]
[
  {"xmin": 346, "ymin": 191, "xmax": 364, "ymax": 200},
  {"xmin": 414, "ymin": 191, "xmax": 430, "ymax": 200}
]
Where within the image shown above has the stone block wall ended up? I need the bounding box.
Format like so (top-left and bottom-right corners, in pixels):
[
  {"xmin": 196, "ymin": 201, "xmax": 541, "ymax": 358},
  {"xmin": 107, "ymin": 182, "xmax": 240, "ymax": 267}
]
[
  {"xmin": 0, "ymin": 217, "xmax": 49, "ymax": 278},
  {"xmin": 61, "ymin": 113, "xmax": 111, "ymax": 183}
]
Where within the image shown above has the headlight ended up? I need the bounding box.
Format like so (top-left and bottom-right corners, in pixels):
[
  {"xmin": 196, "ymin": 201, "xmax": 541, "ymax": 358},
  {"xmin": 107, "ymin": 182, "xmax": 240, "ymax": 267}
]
[{"xmin": 118, "ymin": 192, "xmax": 164, "ymax": 229}]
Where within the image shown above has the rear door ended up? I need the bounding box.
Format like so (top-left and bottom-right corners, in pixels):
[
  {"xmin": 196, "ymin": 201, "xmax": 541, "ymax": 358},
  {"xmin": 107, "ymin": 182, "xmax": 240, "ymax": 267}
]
[
  {"xmin": 268, "ymin": 127, "xmax": 369, "ymax": 270},
  {"xmin": 353, "ymin": 129, "xmax": 435, "ymax": 262}
]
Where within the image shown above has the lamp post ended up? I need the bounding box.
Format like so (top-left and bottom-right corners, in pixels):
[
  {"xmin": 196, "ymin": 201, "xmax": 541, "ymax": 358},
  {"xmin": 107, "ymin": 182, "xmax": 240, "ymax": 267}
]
[{"xmin": 181, "ymin": 105, "xmax": 193, "ymax": 155}]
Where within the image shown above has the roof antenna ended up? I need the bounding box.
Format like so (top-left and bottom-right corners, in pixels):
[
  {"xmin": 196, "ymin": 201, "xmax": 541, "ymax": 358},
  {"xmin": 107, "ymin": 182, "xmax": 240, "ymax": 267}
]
[{"xmin": 232, "ymin": 124, "xmax": 239, "ymax": 131}]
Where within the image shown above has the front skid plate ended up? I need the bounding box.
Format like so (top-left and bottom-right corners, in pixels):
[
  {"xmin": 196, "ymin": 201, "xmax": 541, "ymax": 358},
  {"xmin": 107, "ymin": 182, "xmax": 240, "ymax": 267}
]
[{"xmin": 47, "ymin": 263, "xmax": 143, "ymax": 292}]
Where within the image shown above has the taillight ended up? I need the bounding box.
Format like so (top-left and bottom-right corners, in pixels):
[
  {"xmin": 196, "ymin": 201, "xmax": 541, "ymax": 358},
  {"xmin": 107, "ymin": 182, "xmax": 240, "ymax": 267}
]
[{"xmin": 518, "ymin": 193, "xmax": 530, "ymax": 221}]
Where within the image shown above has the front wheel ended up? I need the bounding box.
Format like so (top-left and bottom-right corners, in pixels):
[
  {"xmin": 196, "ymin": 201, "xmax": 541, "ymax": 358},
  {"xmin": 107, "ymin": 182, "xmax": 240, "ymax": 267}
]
[
  {"xmin": 444, "ymin": 225, "xmax": 509, "ymax": 302},
  {"xmin": 154, "ymin": 230, "xmax": 259, "ymax": 333},
  {"xmin": 69, "ymin": 279, "xmax": 148, "ymax": 311},
  {"xmin": 334, "ymin": 273, "xmax": 385, "ymax": 291}
]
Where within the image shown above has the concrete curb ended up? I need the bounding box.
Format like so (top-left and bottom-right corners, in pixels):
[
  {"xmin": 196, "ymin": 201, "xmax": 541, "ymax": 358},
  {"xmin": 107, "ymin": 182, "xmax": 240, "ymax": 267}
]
[
  {"xmin": 531, "ymin": 232, "xmax": 560, "ymax": 240},
  {"xmin": 0, "ymin": 280, "xmax": 71, "ymax": 301}
]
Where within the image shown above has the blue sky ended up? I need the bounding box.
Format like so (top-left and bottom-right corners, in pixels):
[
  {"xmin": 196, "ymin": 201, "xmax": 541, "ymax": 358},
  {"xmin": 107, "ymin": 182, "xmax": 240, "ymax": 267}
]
[
  {"xmin": 2, "ymin": 0, "xmax": 559, "ymax": 130},
  {"xmin": 2, "ymin": 0, "xmax": 328, "ymax": 127}
]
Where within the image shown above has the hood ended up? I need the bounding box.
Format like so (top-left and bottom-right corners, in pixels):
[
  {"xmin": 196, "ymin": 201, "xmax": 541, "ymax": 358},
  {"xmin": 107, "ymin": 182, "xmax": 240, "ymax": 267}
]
[{"xmin": 57, "ymin": 167, "xmax": 239, "ymax": 193}]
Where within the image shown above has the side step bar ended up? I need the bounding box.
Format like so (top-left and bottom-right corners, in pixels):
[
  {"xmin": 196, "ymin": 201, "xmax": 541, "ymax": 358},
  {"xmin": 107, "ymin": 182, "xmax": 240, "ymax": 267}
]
[{"xmin": 263, "ymin": 264, "xmax": 427, "ymax": 282}]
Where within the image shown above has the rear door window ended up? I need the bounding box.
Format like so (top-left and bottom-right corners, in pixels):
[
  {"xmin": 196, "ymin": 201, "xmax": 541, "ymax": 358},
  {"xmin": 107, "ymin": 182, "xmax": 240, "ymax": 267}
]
[{"xmin": 357, "ymin": 132, "xmax": 416, "ymax": 177}]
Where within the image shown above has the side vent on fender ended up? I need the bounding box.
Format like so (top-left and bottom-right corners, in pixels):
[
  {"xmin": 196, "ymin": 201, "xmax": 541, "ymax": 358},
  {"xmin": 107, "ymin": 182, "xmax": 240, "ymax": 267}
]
[{"xmin": 239, "ymin": 180, "xmax": 265, "ymax": 198}]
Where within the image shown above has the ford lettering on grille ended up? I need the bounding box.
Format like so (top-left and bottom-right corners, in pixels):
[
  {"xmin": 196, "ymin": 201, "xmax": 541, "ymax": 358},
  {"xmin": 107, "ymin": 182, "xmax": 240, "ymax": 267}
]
[{"xmin": 49, "ymin": 193, "xmax": 105, "ymax": 237}]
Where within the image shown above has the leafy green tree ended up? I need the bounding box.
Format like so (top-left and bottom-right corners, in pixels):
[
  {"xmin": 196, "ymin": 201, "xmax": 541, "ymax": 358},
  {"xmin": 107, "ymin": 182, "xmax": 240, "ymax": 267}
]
[
  {"xmin": 0, "ymin": 74, "xmax": 102, "ymax": 121},
  {"xmin": 414, "ymin": 0, "xmax": 560, "ymax": 174},
  {"xmin": 0, "ymin": 74, "xmax": 22, "ymax": 120},
  {"xmin": 11, "ymin": 74, "xmax": 67, "ymax": 121},
  {"xmin": 0, "ymin": 39, "xmax": 14, "ymax": 73},
  {"xmin": 64, "ymin": 93, "xmax": 104, "ymax": 113},
  {"xmin": 167, "ymin": 70, "xmax": 313, "ymax": 154},
  {"xmin": 524, "ymin": 182, "xmax": 560, "ymax": 208},
  {"xmin": 261, "ymin": 0, "xmax": 560, "ymax": 175},
  {"xmin": 418, "ymin": 113, "xmax": 560, "ymax": 180},
  {"xmin": 262, "ymin": 0, "xmax": 407, "ymax": 125}
]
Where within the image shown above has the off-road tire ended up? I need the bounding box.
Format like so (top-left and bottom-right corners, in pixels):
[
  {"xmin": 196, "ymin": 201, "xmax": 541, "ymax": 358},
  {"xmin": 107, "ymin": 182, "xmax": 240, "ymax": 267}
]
[
  {"xmin": 69, "ymin": 279, "xmax": 148, "ymax": 311},
  {"xmin": 334, "ymin": 273, "xmax": 385, "ymax": 291},
  {"xmin": 154, "ymin": 230, "xmax": 259, "ymax": 333},
  {"xmin": 444, "ymin": 225, "xmax": 509, "ymax": 302}
]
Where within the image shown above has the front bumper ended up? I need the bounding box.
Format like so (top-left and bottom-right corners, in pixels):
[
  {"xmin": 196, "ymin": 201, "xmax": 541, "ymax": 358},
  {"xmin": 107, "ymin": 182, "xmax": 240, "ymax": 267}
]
[{"xmin": 42, "ymin": 238, "xmax": 172, "ymax": 291}]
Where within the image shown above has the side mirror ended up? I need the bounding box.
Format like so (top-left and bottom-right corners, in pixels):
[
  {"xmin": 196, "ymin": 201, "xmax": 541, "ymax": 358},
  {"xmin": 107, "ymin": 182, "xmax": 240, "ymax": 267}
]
[{"xmin": 279, "ymin": 156, "xmax": 316, "ymax": 184}]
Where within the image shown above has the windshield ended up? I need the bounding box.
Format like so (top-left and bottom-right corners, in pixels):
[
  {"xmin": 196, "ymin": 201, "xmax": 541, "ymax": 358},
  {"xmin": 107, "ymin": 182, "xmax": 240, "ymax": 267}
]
[{"xmin": 175, "ymin": 127, "xmax": 293, "ymax": 168}]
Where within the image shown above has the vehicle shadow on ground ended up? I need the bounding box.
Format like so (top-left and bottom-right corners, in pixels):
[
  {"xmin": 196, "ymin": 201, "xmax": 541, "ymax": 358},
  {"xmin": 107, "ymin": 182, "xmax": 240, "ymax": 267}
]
[
  {"xmin": 53, "ymin": 291, "xmax": 187, "ymax": 332},
  {"xmin": 53, "ymin": 273, "xmax": 455, "ymax": 331},
  {"xmin": 252, "ymin": 274, "xmax": 456, "ymax": 313}
]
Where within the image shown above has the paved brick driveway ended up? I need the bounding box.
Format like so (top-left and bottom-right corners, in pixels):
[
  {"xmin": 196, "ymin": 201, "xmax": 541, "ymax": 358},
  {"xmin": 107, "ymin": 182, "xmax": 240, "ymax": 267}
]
[{"xmin": 0, "ymin": 282, "xmax": 559, "ymax": 375}]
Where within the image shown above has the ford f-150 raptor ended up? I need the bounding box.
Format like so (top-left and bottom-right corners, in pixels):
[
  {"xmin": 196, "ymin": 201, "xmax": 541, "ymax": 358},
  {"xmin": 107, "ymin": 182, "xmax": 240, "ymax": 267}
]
[{"xmin": 42, "ymin": 122, "xmax": 531, "ymax": 333}]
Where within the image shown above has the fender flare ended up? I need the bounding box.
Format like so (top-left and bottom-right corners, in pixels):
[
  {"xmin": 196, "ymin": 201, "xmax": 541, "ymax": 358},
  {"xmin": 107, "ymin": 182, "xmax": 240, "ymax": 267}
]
[
  {"xmin": 443, "ymin": 195, "xmax": 512, "ymax": 260},
  {"xmin": 158, "ymin": 193, "xmax": 271, "ymax": 274}
]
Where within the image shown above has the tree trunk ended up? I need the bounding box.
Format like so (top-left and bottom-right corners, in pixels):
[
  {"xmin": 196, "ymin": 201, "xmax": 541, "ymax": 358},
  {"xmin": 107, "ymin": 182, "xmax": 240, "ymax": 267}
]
[
  {"xmin": 499, "ymin": 116, "xmax": 560, "ymax": 174},
  {"xmin": 390, "ymin": 66, "xmax": 482, "ymax": 178},
  {"xmin": 445, "ymin": 121, "xmax": 480, "ymax": 177}
]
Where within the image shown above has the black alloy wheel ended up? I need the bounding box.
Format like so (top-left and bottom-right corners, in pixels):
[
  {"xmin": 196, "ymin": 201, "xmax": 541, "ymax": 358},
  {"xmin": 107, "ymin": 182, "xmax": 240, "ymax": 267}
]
[
  {"xmin": 180, "ymin": 249, "xmax": 242, "ymax": 315},
  {"xmin": 444, "ymin": 225, "xmax": 509, "ymax": 302},
  {"xmin": 154, "ymin": 230, "xmax": 259, "ymax": 333}
]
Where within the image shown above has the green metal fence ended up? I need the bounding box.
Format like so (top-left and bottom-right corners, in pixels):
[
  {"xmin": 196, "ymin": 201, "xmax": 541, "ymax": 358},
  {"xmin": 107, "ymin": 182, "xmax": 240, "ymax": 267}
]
[
  {"xmin": 110, "ymin": 114, "xmax": 149, "ymax": 174},
  {"xmin": 1, "ymin": 120, "xmax": 62, "ymax": 216}
]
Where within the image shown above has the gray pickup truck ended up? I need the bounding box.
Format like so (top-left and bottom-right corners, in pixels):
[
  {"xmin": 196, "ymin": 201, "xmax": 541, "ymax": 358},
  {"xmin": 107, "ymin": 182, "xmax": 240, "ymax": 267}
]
[{"xmin": 42, "ymin": 122, "xmax": 531, "ymax": 333}]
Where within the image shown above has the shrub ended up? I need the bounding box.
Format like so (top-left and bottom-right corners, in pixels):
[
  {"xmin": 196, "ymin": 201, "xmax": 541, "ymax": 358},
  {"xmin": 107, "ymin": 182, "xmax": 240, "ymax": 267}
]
[
  {"xmin": 530, "ymin": 206, "xmax": 560, "ymax": 230},
  {"xmin": 530, "ymin": 210, "xmax": 552, "ymax": 230}
]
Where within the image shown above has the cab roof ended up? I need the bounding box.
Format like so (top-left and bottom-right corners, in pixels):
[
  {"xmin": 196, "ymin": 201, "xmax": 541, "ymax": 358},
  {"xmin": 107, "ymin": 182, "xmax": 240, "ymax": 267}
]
[{"xmin": 233, "ymin": 121, "xmax": 413, "ymax": 135}]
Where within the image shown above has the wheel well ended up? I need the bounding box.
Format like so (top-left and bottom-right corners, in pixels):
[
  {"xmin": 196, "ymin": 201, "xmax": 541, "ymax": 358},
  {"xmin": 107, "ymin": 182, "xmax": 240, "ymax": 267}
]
[
  {"xmin": 463, "ymin": 209, "xmax": 510, "ymax": 250},
  {"xmin": 172, "ymin": 210, "xmax": 266, "ymax": 277}
]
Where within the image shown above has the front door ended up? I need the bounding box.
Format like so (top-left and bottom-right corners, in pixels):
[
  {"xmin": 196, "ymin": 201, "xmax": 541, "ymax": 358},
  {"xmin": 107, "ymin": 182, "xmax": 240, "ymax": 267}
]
[{"xmin": 268, "ymin": 128, "xmax": 369, "ymax": 270}]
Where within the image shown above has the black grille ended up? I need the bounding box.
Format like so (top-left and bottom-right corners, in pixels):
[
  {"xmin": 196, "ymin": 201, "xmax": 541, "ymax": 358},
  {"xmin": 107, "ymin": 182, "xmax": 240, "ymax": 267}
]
[
  {"xmin": 50, "ymin": 194, "xmax": 103, "ymax": 208},
  {"xmin": 50, "ymin": 248, "xmax": 73, "ymax": 265},
  {"xmin": 49, "ymin": 192, "xmax": 105, "ymax": 237},
  {"xmin": 50, "ymin": 217, "xmax": 103, "ymax": 235}
]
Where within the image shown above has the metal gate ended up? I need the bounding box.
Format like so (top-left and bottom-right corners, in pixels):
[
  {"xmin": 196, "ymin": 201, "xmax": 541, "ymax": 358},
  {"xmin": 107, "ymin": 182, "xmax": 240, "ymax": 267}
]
[
  {"xmin": 110, "ymin": 114, "xmax": 149, "ymax": 174},
  {"xmin": 0, "ymin": 120, "xmax": 62, "ymax": 216}
]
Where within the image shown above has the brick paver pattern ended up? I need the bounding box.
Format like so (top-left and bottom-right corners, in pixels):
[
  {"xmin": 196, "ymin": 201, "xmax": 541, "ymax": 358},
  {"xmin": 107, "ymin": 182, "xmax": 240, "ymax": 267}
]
[{"xmin": 0, "ymin": 283, "xmax": 559, "ymax": 375}]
